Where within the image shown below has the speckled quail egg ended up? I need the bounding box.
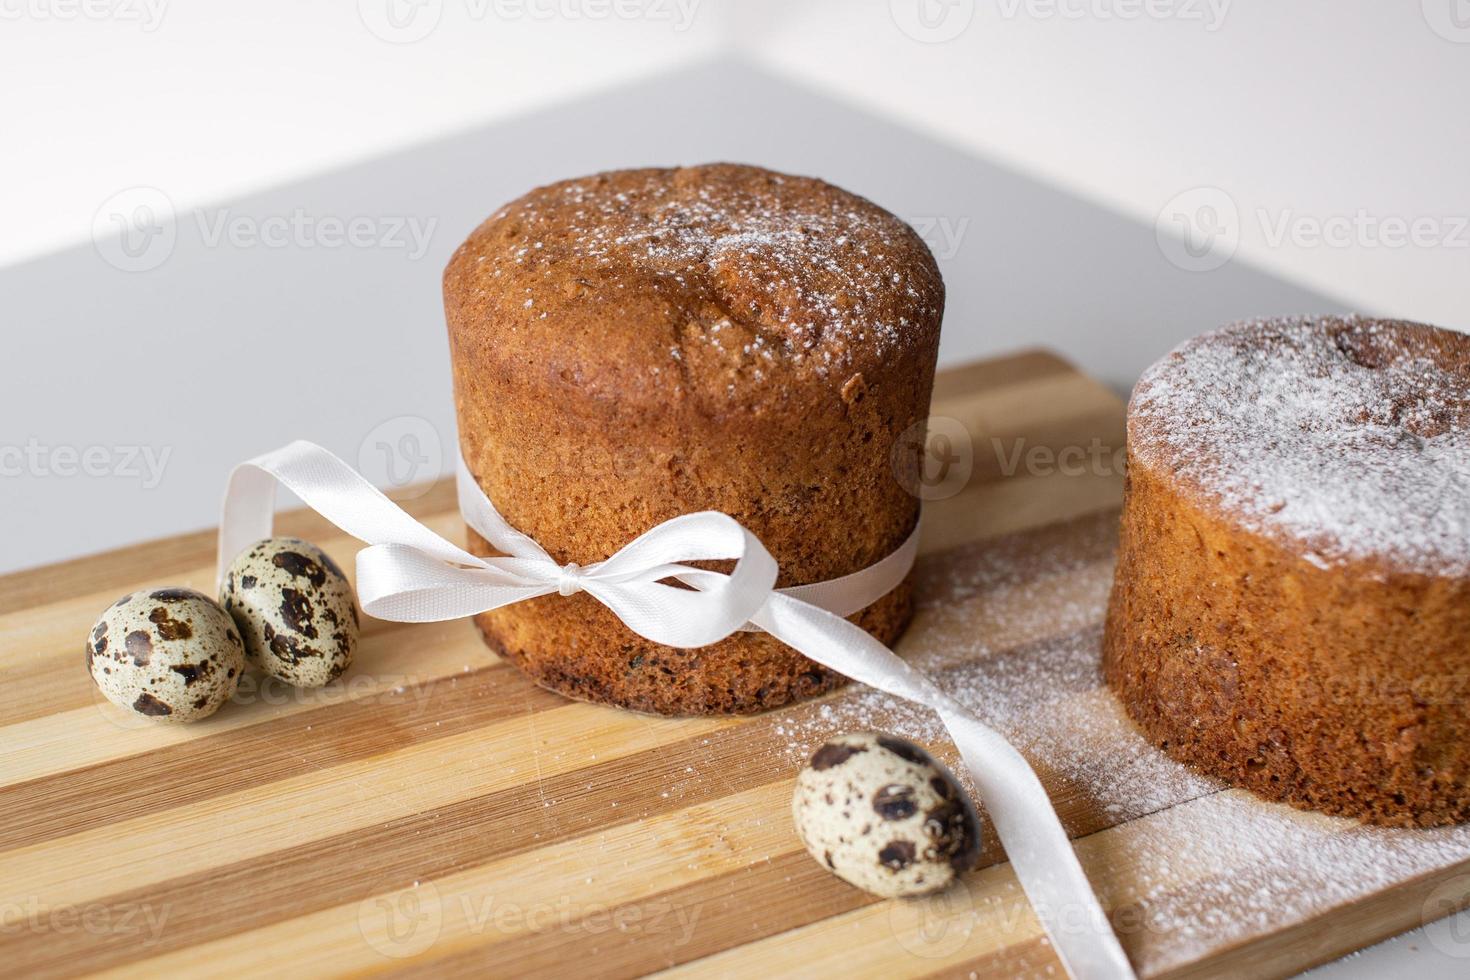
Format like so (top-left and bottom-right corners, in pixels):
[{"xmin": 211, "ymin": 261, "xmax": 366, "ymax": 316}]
[
  {"xmin": 86, "ymin": 587, "xmax": 246, "ymax": 722},
  {"xmin": 220, "ymin": 537, "xmax": 359, "ymax": 688},
  {"xmin": 792, "ymin": 731, "xmax": 981, "ymax": 898}
]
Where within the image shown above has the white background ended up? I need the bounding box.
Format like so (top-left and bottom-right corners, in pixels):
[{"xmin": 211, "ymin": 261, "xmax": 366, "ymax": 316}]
[
  {"xmin": 2, "ymin": 4, "xmax": 1468, "ymax": 974},
  {"xmin": 3, "ymin": 0, "xmax": 1469, "ymax": 328}
]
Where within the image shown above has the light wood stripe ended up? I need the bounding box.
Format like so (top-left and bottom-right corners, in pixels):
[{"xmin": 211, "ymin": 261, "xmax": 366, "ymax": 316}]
[
  {"xmin": 928, "ymin": 348, "xmax": 1079, "ymax": 403},
  {"xmin": 0, "ymin": 619, "xmax": 503, "ymax": 788},
  {"xmin": 923, "ymin": 468, "xmax": 1124, "ymax": 553}
]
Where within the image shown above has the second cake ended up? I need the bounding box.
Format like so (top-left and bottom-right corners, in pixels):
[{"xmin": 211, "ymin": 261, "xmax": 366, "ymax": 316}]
[{"xmin": 1104, "ymin": 316, "xmax": 1470, "ymax": 826}]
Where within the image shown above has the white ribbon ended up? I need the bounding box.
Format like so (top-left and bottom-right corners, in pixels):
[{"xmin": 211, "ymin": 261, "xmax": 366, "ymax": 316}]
[{"xmin": 217, "ymin": 440, "xmax": 1135, "ymax": 980}]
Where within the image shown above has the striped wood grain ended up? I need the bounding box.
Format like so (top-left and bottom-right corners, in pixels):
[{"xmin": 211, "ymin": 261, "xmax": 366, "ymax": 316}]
[{"xmin": 3, "ymin": 350, "xmax": 1466, "ymax": 979}]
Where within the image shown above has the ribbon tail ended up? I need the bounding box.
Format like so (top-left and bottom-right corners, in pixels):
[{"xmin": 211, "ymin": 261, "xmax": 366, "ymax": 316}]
[
  {"xmin": 752, "ymin": 592, "xmax": 1136, "ymax": 980},
  {"xmin": 217, "ymin": 440, "xmax": 485, "ymax": 590}
]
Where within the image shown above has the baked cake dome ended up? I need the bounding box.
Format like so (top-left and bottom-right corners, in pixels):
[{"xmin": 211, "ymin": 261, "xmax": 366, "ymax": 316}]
[
  {"xmin": 1104, "ymin": 315, "xmax": 1470, "ymax": 826},
  {"xmin": 443, "ymin": 164, "xmax": 944, "ymax": 715}
]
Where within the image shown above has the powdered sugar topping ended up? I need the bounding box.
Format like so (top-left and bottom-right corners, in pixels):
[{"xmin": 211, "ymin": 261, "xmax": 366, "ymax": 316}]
[
  {"xmin": 452, "ymin": 165, "xmax": 942, "ymax": 380},
  {"xmin": 1130, "ymin": 315, "xmax": 1470, "ymax": 574}
]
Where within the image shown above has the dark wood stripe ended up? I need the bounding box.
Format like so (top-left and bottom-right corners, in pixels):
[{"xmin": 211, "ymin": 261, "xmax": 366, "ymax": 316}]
[
  {"xmin": 396, "ymin": 780, "xmax": 1170, "ymax": 978},
  {"xmin": 0, "ymin": 526, "xmax": 220, "ymax": 618},
  {"xmin": 964, "ymin": 406, "xmax": 1125, "ymax": 485},
  {"xmin": 918, "ymin": 938, "xmax": 1062, "ymax": 980},
  {"xmin": 397, "ymin": 851, "xmax": 876, "ymax": 979},
  {"xmin": 391, "ymin": 855, "xmax": 1053, "ymax": 978},
  {"xmin": 0, "ymin": 658, "xmax": 93, "ymax": 728},
  {"xmin": 396, "ymin": 861, "xmax": 1061, "ymax": 979},
  {"xmin": 0, "ymin": 659, "xmax": 546, "ymax": 852}
]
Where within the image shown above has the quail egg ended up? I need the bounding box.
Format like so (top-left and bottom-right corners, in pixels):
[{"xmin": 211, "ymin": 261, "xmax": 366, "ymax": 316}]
[
  {"xmin": 792, "ymin": 731, "xmax": 981, "ymax": 897},
  {"xmin": 220, "ymin": 537, "xmax": 359, "ymax": 687},
  {"xmin": 86, "ymin": 587, "xmax": 245, "ymax": 722}
]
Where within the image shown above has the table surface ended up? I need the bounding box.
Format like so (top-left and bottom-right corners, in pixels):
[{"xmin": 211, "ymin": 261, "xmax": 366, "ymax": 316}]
[{"xmin": 1, "ymin": 59, "xmax": 1462, "ymax": 976}]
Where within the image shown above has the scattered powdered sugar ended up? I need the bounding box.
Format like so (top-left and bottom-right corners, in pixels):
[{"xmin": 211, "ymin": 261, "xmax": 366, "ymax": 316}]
[
  {"xmin": 1123, "ymin": 791, "xmax": 1470, "ymax": 974},
  {"xmin": 1130, "ymin": 314, "xmax": 1470, "ymax": 574},
  {"xmin": 459, "ymin": 166, "xmax": 942, "ymax": 377},
  {"xmin": 774, "ymin": 514, "xmax": 1218, "ymax": 822},
  {"xmin": 770, "ymin": 511, "xmax": 1470, "ymax": 970}
]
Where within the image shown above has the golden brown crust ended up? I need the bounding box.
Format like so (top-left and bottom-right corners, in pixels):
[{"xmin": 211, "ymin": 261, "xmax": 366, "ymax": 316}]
[
  {"xmin": 472, "ymin": 567, "xmax": 913, "ymax": 716},
  {"xmin": 444, "ymin": 164, "xmax": 943, "ymax": 715},
  {"xmin": 1105, "ymin": 317, "xmax": 1470, "ymax": 826}
]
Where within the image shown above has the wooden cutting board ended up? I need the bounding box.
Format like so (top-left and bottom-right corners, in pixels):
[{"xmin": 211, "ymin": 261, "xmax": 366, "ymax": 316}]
[{"xmin": 4, "ymin": 350, "xmax": 1468, "ymax": 979}]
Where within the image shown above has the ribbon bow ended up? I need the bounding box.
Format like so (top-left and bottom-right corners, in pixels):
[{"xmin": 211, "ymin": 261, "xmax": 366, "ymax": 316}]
[{"xmin": 217, "ymin": 440, "xmax": 1134, "ymax": 980}]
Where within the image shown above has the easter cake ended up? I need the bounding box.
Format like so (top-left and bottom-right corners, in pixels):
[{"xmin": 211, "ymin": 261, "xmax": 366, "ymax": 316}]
[
  {"xmin": 1103, "ymin": 315, "xmax": 1470, "ymax": 826},
  {"xmin": 443, "ymin": 164, "xmax": 944, "ymax": 715}
]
